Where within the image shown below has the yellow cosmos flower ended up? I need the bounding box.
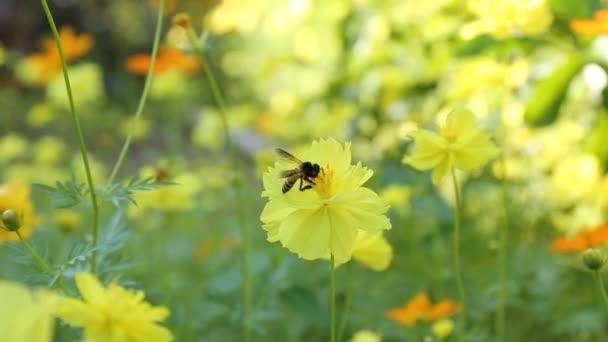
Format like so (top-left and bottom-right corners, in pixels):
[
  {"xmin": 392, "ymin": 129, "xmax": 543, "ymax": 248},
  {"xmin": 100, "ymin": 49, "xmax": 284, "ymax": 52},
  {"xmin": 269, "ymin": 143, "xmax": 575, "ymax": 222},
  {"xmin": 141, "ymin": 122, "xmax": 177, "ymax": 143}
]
[
  {"xmin": 261, "ymin": 138, "xmax": 391, "ymax": 264},
  {"xmin": 0, "ymin": 182, "xmax": 39, "ymax": 243},
  {"xmin": 351, "ymin": 231, "xmax": 393, "ymax": 271},
  {"xmin": 55, "ymin": 272, "xmax": 173, "ymax": 342},
  {"xmin": 0, "ymin": 281, "xmax": 57, "ymax": 342},
  {"xmin": 402, "ymin": 109, "xmax": 500, "ymax": 185}
]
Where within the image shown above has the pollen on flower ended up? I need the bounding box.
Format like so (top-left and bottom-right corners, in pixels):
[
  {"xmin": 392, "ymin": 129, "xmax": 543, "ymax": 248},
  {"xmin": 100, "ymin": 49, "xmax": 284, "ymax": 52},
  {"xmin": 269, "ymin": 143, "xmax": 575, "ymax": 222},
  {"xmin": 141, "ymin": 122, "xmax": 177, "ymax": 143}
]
[{"xmin": 313, "ymin": 164, "xmax": 335, "ymax": 199}]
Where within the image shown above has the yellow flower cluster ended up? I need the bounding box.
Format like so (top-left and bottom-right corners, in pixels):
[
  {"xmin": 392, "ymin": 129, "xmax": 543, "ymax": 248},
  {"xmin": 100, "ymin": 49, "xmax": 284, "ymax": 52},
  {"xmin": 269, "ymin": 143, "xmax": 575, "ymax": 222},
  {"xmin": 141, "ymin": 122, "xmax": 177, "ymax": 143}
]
[{"xmin": 460, "ymin": 0, "xmax": 553, "ymax": 39}]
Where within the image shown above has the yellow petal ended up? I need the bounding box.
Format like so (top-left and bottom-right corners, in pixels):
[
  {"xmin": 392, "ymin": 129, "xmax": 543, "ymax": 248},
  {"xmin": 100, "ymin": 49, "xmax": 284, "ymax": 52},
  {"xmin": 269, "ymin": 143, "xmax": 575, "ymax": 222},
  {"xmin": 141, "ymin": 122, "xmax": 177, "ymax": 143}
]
[
  {"xmin": 262, "ymin": 223, "xmax": 280, "ymax": 242},
  {"xmin": 440, "ymin": 108, "xmax": 476, "ymax": 138},
  {"xmin": 54, "ymin": 297, "xmax": 97, "ymax": 326},
  {"xmin": 334, "ymin": 188, "xmax": 392, "ymax": 232},
  {"xmin": 431, "ymin": 157, "xmax": 451, "ymax": 185},
  {"xmin": 305, "ymin": 138, "xmax": 351, "ymax": 176},
  {"xmin": 402, "ymin": 131, "xmax": 449, "ymax": 170},
  {"xmin": 279, "ymin": 207, "xmax": 330, "ymax": 260},
  {"xmin": 328, "ymin": 206, "xmax": 357, "ymax": 264},
  {"xmin": 260, "ymin": 199, "xmax": 297, "ymax": 223},
  {"xmin": 352, "ymin": 232, "xmax": 393, "ymax": 271},
  {"xmin": 74, "ymin": 272, "xmax": 106, "ymax": 305}
]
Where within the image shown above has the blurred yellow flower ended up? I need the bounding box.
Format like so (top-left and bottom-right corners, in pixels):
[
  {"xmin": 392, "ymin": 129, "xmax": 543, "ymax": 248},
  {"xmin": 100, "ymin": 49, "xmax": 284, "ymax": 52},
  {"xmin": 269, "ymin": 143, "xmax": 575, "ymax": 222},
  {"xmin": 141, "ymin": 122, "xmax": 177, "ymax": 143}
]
[
  {"xmin": 120, "ymin": 116, "xmax": 151, "ymax": 140},
  {"xmin": 47, "ymin": 63, "xmax": 104, "ymax": 110},
  {"xmin": 261, "ymin": 138, "xmax": 391, "ymax": 264},
  {"xmin": 402, "ymin": 108, "xmax": 500, "ymax": 185},
  {"xmin": 0, "ymin": 281, "xmax": 57, "ymax": 342},
  {"xmin": 32, "ymin": 136, "xmax": 66, "ymax": 166},
  {"xmin": 55, "ymin": 272, "xmax": 173, "ymax": 342},
  {"xmin": 461, "ymin": 0, "xmax": 553, "ymax": 40},
  {"xmin": 550, "ymin": 154, "xmax": 601, "ymax": 208},
  {"xmin": 0, "ymin": 133, "xmax": 28, "ymax": 162},
  {"xmin": 129, "ymin": 167, "xmax": 201, "ymax": 217},
  {"xmin": 27, "ymin": 102, "xmax": 57, "ymax": 128},
  {"xmin": 351, "ymin": 231, "xmax": 393, "ymax": 271},
  {"xmin": 350, "ymin": 329, "xmax": 381, "ymax": 342},
  {"xmin": 150, "ymin": 69, "xmax": 188, "ymax": 99},
  {"xmin": 379, "ymin": 184, "xmax": 410, "ymax": 214},
  {"xmin": 431, "ymin": 318, "xmax": 455, "ymax": 340},
  {"xmin": 54, "ymin": 209, "xmax": 81, "ymax": 232},
  {"xmin": 0, "ymin": 182, "xmax": 38, "ymax": 243}
]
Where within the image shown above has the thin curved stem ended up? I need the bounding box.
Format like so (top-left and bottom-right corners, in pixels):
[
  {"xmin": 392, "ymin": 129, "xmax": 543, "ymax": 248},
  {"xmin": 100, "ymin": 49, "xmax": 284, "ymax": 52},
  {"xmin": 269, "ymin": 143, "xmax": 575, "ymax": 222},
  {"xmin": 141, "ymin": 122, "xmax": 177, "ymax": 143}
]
[
  {"xmin": 330, "ymin": 254, "xmax": 336, "ymax": 342},
  {"xmin": 496, "ymin": 153, "xmax": 509, "ymax": 342},
  {"xmin": 451, "ymin": 168, "xmax": 466, "ymax": 342},
  {"xmin": 40, "ymin": 0, "xmax": 100, "ymax": 273},
  {"xmin": 107, "ymin": 0, "xmax": 164, "ymax": 185},
  {"xmin": 186, "ymin": 31, "xmax": 251, "ymax": 342},
  {"xmin": 595, "ymin": 271, "xmax": 608, "ymax": 314},
  {"xmin": 337, "ymin": 263, "xmax": 352, "ymax": 342},
  {"xmin": 16, "ymin": 231, "xmax": 69, "ymax": 294}
]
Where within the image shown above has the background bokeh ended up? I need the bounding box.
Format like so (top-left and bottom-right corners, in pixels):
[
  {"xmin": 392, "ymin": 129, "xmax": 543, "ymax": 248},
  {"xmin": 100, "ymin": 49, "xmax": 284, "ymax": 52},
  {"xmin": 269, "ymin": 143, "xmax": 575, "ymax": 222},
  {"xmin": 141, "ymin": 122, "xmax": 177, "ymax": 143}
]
[{"xmin": 2, "ymin": 0, "xmax": 608, "ymax": 341}]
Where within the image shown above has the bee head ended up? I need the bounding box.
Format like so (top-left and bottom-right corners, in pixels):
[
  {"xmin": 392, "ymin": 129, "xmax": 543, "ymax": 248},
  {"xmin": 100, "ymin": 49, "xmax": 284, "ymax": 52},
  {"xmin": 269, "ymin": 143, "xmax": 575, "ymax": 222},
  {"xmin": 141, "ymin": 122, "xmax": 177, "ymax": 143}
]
[{"xmin": 302, "ymin": 162, "xmax": 321, "ymax": 177}]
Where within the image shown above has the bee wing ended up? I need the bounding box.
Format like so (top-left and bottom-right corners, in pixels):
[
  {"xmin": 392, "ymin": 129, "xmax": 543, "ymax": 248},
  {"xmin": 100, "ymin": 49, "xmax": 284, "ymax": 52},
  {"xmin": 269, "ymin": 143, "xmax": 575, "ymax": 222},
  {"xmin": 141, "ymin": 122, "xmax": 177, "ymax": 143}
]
[
  {"xmin": 279, "ymin": 168, "xmax": 301, "ymax": 178},
  {"xmin": 275, "ymin": 148, "xmax": 302, "ymax": 164}
]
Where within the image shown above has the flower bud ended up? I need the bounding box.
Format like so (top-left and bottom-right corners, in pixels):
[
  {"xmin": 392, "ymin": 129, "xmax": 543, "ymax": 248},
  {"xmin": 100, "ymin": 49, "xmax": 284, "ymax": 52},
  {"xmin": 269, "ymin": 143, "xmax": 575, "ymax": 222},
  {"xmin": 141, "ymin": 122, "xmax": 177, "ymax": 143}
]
[
  {"xmin": 1, "ymin": 209, "xmax": 22, "ymax": 231},
  {"xmin": 583, "ymin": 248, "xmax": 607, "ymax": 271},
  {"xmin": 172, "ymin": 13, "xmax": 192, "ymax": 29}
]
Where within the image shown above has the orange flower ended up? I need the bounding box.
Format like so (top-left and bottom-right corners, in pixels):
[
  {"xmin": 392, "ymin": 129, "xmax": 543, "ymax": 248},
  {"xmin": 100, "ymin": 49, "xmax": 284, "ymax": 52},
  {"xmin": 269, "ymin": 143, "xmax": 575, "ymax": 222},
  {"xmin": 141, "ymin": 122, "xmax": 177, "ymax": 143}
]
[
  {"xmin": 385, "ymin": 292, "xmax": 462, "ymax": 326},
  {"xmin": 124, "ymin": 47, "xmax": 199, "ymax": 75},
  {"xmin": 549, "ymin": 223, "xmax": 608, "ymax": 252},
  {"xmin": 22, "ymin": 26, "xmax": 94, "ymax": 85},
  {"xmin": 571, "ymin": 10, "xmax": 608, "ymax": 35}
]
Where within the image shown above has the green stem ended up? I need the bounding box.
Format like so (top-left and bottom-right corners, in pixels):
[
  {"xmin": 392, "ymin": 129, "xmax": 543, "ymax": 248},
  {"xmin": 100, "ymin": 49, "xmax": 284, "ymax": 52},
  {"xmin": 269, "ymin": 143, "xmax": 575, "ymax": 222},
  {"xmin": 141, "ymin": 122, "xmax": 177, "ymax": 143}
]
[
  {"xmin": 330, "ymin": 254, "xmax": 336, "ymax": 342},
  {"xmin": 337, "ymin": 263, "xmax": 352, "ymax": 342},
  {"xmin": 451, "ymin": 168, "xmax": 466, "ymax": 342},
  {"xmin": 595, "ymin": 271, "xmax": 608, "ymax": 313},
  {"xmin": 107, "ymin": 0, "xmax": 164, "ymax": 185},
  {"xmin": 496, "ymin": 154, "xmax": 509, "ymax": 342},
  {"xmin": 187, "ymin": 31, "xmax": 251, "ymax": 342},
  {"xmin": 40, "ymin": 0, "xmax": 100, "ymax": 273},
  {"xmin": 16, "ymin": 231, "xmax": 69, "ymax": 294}
]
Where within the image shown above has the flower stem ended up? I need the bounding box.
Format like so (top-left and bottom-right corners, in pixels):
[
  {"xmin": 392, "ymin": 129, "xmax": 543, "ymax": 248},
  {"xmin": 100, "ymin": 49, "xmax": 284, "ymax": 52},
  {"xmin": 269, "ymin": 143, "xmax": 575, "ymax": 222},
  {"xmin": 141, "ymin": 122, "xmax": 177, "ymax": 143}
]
[
  {"xmin": 450, "ymin": 168, "xmax": 466, "ymax": 342},
  {"xmin": 16, "ymin": 230, "xmax": 69, "ymax": 294},
  {"xmin": 496, "ymin": 154, "xmax": 509, "ymax": 342},
  {"xmin": 330, "ymin": 254, "xmax": 336, "ymax": 342},
  {"xmin": 186, "ymin": 32, "xmax": 251, "ymax": 342},
  {"xmin": 107, "ymin": 0, "xmax": 164, "ymax": 185},
  {"xmin": 337, "ymin": 263, "xmax": 352, "ymax": 342},
  {"xmin": 595, "ymin": 271, "xmax": 608, "ymax": 313},
  {"xmin": 40, "ymin": 0, "xmax": 100, "ymax": 273}
]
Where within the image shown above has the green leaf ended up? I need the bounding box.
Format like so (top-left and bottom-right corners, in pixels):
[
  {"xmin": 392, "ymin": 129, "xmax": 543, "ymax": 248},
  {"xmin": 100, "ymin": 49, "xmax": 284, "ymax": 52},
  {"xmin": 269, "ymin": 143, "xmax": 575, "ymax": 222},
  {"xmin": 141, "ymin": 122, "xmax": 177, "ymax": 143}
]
[
  {"xmin": 548, "ymin": 0, "xmax": 594, "ymax": 22},
  {"xmin": 583, "ymin": 113, "xmax": 608, "ymax": 169},
  {"xmin": 524, "ymin": 55, "xmax": 587, "ymax": 126},
  {"xmin": 98, "ymin": 176, "xmax": 174, "ymax": 207},
  {"xmin": 34, "ymin": 175, "xmax": 87, "ymax": 208}
]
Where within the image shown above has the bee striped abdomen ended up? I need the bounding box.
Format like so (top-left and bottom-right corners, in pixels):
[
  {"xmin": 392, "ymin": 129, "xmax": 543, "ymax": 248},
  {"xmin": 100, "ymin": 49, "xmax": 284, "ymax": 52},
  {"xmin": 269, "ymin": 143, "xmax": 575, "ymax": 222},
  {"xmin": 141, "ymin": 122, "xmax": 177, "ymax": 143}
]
[{"xmin": 282, "ymin": 180, "xmax": 295, "ymax": 193}]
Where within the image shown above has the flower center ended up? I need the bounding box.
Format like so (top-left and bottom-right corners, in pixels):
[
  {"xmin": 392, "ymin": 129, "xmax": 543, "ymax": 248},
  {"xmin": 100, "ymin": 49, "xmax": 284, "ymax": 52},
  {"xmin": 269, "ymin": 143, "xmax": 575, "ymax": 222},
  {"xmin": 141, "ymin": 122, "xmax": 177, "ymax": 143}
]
[{"xmin": 313, "ymin": 164, "xmax": 335, "ymax": 199}]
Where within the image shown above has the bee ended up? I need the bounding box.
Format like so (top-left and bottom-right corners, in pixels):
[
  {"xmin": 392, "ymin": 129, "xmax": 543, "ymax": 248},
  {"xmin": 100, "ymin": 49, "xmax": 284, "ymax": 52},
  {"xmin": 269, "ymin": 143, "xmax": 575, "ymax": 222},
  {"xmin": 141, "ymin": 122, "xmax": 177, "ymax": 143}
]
[{"xmin": 275, "ymin": 148, "xmax": 321, "ymax": 193}]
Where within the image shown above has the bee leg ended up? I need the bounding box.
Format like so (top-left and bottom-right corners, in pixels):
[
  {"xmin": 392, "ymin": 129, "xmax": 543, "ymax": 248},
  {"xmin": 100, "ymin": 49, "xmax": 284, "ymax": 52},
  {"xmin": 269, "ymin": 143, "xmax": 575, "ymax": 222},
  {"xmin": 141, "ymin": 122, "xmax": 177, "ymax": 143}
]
[
  {"xmin": 300, "ymin": 178, "xmax": 313, "ymax": 191},
  {"xmin": 303, "ymin": 176, "xmax": 316, "ymax": 185}
]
